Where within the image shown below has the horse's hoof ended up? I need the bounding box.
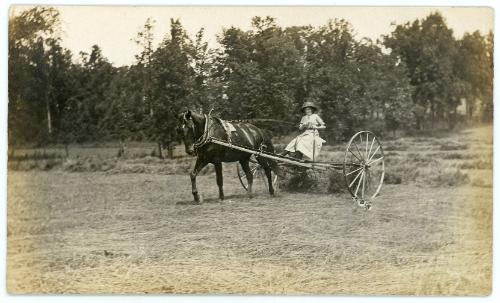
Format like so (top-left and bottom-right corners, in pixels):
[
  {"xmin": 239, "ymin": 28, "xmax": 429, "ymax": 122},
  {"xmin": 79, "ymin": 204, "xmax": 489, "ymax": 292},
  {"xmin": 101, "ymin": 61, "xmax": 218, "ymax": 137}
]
[{"xmin": 193, "ymin": 194, "xmax": 203, "ymax": 204}]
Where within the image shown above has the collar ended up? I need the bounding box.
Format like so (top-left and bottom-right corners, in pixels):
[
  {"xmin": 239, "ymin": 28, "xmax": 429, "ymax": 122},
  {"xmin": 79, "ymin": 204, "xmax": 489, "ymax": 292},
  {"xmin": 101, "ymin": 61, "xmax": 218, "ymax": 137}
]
[{"xmin": 193, "ymin": 114, "xmax": 211, "ymax": 151}]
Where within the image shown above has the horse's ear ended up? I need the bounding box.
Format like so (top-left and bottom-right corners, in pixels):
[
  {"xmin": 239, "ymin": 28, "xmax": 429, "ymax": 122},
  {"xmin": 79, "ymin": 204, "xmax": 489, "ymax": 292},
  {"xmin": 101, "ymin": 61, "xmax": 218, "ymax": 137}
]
[{"xmin": 184, "ymin": 110, "xmax": 192, "ymax": 120}]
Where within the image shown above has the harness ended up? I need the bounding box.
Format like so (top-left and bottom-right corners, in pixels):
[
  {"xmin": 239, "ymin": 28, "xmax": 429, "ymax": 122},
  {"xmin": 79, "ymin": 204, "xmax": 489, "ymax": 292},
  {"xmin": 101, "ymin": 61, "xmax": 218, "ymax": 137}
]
[
  {"xmin": 212, "ymin": 117, "xmax": 234, "ymax": 144},
  {"xmin": 182, "ymin": 110, "xmax": 267, "ymax": 155},
  {"xmin": 192, "ymin": 114, "xmax": 210, "ymax": 151},
  {"xmin": 182, "ymin": 110, "xmax": 216, "ymax": 154}
]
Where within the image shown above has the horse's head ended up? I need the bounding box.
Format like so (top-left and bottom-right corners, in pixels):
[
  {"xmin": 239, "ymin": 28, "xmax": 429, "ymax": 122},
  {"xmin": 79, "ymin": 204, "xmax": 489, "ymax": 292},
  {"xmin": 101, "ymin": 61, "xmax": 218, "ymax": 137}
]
[{"xmin": 177, "ymin": 110, "xmax": 197, "ymax": 156}]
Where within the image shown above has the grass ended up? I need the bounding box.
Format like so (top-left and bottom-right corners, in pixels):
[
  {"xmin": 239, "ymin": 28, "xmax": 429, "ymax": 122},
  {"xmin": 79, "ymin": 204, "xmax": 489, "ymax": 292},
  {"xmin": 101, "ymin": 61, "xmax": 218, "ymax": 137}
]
[
  {"xmin": 374, "ymin": 127, "xmax": 491, "ymax": 188},
  {"xmin": 6, "ymin": 126, "xmax": 493, "ymax": 294},
  {"xmin": 7, "ymin": 171, "xmax": 492, "ymax": 294},
  {"xmin": 8, "ymin": 126, "xmax": 493, "ymax": 189}
]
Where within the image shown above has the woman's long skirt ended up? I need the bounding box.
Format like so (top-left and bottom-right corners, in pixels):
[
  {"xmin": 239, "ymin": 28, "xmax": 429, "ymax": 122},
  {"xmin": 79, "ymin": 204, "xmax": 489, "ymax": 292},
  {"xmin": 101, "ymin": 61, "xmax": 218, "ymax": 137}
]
[{"xmin": 285, "ymin": 130, "xmax": 326, "ymax": 160}]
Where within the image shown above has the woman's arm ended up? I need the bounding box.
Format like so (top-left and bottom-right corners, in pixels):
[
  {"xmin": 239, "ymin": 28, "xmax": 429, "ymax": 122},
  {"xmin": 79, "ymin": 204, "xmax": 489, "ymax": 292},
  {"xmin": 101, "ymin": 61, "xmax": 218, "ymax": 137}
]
[
  {"xmin": 298, "ymin": 116, "xmax": 307, "ymax": 130},
  {"xmin": 313, "ymin": 115, "xmax": 326, "ymax": 129}
]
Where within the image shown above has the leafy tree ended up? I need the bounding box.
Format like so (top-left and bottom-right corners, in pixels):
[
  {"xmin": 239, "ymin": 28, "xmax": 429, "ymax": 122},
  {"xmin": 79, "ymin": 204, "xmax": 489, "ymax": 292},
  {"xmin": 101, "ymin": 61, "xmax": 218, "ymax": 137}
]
[
  {"xmin": 70, "ymin": 45, "xmax": 116, "ymax": 141},
  {"xmin": 150, "ymin": 19, "xmax": 196, "ymax": 157},
  {"xmin": 8, "ymin": 7, "xmax": 493, "ymax": 152},
  {"xmin": 457, "ymin": 30, "xmax": 493, "ymax": 122},
  {"xmin": 482, "ymin": 31, "xmax": 494, "ymax": 122},
  {"xmin": 353, "ymin": 40, "xmax": 415, "ymax": 134},
  {"xmin": 190, "ymin": 28, "xmax": 218, "ymax": 111},
  {"xmin": 216, "ymin": 16, "xmax": 302, "ymax": 128},
  {"xmin": 133, "ymin": 17, "xmax": 155, "ymax": 121},
  {"xmin": 300, "ymin": 19, "xmax": 362, "ymax": 139},
  {"xmin": 8, "ymin": 6, "xmax": 62, "ymax": 145},
  {"xmin": 46, "ymin": 39, "xmax": 78, "ymax": 148},
  {"xmin": 384, "ymin": 12, "xmax": 462, "ymax": 129}
]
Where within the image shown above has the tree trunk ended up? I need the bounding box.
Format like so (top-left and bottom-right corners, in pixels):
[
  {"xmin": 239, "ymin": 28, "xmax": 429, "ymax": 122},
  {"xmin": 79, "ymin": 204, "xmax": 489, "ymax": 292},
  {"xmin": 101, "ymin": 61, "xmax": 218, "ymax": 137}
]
[
  {"xmin": 46, "ymin": 100, "xmax": 52, "ymax": 134},
  {"xmin": 448, "ymin": 107, "xmax": 458, "ymax": 130},
  {"xmin": 167, "ymin": 142, "xmax": 174, "ymax": 159},
  {"xmin": 465, "ymin": 97, "xmax": 473, "ymax": 123},
  {"xmin": 64, "ymin": 144, "xmax": 69, "ymax": 158},
  {"xmin": 429, "ymin": 102, "xmax": 435, "ymax": 129},
  {"xmin": 157, "ymin": 141, "xmax": 164, "ymax": 159},
  {"xmin": 117, "ymin": 139, "xmax": 125, "ymax": 158}
]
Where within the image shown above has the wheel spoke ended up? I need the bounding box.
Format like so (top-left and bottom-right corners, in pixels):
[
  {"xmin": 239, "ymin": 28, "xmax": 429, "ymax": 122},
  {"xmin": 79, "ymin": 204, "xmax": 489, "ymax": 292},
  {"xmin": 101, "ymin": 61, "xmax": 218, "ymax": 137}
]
[
  {"xmin": 348, "ymin": 148, "xmax": 363, "ymax": 162},
  {"xmin": 259, "ymin": 170, "xmax": 267, "ymax": 189},
  {"xmin": 367, "ymin": 137, "xmax": 375, "ymax": 162},
  {"xmin": 355, "ymin": 171, "xmax": 364, "ymax": 197},
  {"xmin": 367, "ymin": 145, "xmax": 381, "ymax": 162},
  {"xmin": 346, "ymin": 166, "xmax": 363, "ymax": 176},
  {"xmin": 360, "ymin": 134, "xmax": 364, "ymax": 154},
  {"xmin": 365, "ymin": 133, "xmax": 369, "ymax": 159},
  {"xmin": 362, "ymin": 169, "xmax": 366, "ymax": 198},
  {"xmin": 344, "ymin": 132, "xmax": 385, "ymax": 202},
  {"xmin": 368, "ymin": 156, "xmax": 384, "ymax": 166},
  {"xmin": 251, "ymin": 166, "xmax": 259, "ymax": 176},
  {"xmin": 349, "ymin": 169, "xmax": 364, "ymax": 188},
  {"xmin": 353, "ymin": 141, "xmax": 364, "ymax": 161}
]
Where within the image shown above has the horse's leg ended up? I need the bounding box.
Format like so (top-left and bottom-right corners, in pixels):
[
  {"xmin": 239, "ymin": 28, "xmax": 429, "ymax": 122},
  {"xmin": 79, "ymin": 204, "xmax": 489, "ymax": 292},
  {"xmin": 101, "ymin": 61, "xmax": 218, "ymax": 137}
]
[
  {"xmin": 239, "ymin": 159, "xmax": 253, "ymax": 198},
  {"xmin": 214, "ymin": 162, "xmax": 224, "ymax": 200},
  {"xmin": 257, "ymin": 158, "xmax": 275, "ymax": 196},
  {"xmin": 265, "ymin": 166, "xmax": 275, "ymax": 196},
  {"xmin": 190, "ymin": 157, "xmax": 207, "ymax": 203}
]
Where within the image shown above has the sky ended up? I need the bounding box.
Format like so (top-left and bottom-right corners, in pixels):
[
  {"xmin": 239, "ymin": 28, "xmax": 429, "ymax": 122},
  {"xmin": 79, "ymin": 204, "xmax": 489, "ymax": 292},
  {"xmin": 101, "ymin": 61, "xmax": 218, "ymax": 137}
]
[{"xmin": 11, "ymin": 5, "xmax": 494, "ymax": 66}]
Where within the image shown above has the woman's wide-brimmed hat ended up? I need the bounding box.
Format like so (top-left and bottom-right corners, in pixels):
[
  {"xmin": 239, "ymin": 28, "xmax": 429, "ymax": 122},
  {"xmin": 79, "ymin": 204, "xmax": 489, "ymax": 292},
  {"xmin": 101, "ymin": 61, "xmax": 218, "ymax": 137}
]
[{"xmin": 301, "ymin": 101, "xmax": 319, "ymax": 112}]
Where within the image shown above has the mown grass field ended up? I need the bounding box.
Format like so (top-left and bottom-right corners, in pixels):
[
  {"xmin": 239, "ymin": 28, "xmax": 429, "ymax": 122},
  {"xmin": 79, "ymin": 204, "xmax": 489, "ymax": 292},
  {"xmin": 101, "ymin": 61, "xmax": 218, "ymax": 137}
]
[{"xmin": 7, "ymin": 126, "xmax": 492, "ymax": 294}]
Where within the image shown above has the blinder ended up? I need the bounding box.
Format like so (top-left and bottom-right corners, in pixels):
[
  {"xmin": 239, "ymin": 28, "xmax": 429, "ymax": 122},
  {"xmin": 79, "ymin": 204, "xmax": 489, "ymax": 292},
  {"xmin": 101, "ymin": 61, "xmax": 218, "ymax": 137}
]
[{"xmin": 178, "ymin": 110, "xmax": 211, "ymax": 155}]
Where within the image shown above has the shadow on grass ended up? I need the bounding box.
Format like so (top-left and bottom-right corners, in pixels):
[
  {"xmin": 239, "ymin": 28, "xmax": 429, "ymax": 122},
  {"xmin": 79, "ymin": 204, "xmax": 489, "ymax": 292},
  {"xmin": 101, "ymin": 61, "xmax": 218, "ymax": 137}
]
[{"xmin": 175, "ymin": 193, "xmax": 253, "ymax": 205}]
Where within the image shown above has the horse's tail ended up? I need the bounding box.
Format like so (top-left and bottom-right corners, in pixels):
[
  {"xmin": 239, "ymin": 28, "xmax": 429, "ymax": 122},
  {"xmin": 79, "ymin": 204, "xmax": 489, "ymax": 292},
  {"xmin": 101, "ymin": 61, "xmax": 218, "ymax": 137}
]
[{"xmin": 261, "ymin": 129, "xmax": 274, "ymax": 146}]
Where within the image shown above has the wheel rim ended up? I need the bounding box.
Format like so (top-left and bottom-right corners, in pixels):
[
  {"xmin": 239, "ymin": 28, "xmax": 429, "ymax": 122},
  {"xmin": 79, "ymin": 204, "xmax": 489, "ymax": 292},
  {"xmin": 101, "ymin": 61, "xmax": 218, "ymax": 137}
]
[
  {"xmin": 343, "ymin": 131, "xmax": 385, "ymax": 204},
  {"xmin": 237, "ymin": 159, "xmax": 260, "ymax": 191},
  {"xmin": 259, "ymin": 169, "xmax": 279, "ymax": 191},
  {"xmin": 237, "ymin": 156, "xmax": 279, "ymax": 192}
]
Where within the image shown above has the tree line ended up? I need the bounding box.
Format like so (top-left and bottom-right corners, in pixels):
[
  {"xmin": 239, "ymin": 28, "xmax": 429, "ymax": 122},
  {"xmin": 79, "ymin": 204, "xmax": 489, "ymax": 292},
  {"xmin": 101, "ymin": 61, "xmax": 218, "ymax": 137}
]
[{"xmin": 8, "ymin": 7, "xmax": 493, "ymax": 156}]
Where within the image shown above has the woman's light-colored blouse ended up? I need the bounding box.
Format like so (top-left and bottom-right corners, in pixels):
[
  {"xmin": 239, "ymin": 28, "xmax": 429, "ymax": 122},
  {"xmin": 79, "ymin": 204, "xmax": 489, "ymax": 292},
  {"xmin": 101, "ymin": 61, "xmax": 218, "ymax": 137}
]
[{"xmin": 299, "ymin": 113, "xmax": 326, "ymax": 134}]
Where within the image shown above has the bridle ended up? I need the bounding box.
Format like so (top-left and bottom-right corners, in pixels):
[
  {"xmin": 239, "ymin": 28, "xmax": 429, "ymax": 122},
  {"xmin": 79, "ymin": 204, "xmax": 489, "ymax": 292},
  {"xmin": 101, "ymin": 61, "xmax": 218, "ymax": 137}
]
[{"xmin": 181, "ymin": 111, "xmax": 211, "ymax": 153}]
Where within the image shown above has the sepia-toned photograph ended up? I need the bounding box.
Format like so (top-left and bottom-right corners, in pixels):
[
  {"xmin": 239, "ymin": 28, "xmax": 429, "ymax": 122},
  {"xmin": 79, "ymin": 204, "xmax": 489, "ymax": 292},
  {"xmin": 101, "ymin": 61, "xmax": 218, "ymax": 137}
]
[{"xmin": 6, "ymin": 4, "xmax": 493, "ymax": 295}]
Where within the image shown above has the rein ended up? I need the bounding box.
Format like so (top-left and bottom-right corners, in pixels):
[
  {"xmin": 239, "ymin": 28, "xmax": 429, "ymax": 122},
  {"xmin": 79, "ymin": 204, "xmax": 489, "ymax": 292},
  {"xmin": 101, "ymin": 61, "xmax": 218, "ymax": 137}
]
[
  {"xmin": 182, "ymin": 110, "xmax": 212, "ymax": 154},
  {"xmin": 184, "ymin": 112, "xmax": 289, "ymax": 154},
  {"xmin": 227, "ymin": 118, "xmax": 296, "ymax": 126},
  {"xmin": 193, "ymin": 114, "xmax": 210, "ymax": 151}
]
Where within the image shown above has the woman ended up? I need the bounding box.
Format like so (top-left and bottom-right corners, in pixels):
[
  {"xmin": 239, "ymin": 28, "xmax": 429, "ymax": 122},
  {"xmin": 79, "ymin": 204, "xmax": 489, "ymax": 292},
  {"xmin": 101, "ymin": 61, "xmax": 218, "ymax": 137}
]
[{"xmin": 282, "ymin": 102, "xmax": 326, "ymax": 161}]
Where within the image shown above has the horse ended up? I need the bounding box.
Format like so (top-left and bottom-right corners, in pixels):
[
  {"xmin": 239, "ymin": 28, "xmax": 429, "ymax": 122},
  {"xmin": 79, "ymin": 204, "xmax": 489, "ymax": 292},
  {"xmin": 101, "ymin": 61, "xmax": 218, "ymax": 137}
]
[{"xmin": 177, "ymin": 110, "xmax": 277, "ymax": 203}]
